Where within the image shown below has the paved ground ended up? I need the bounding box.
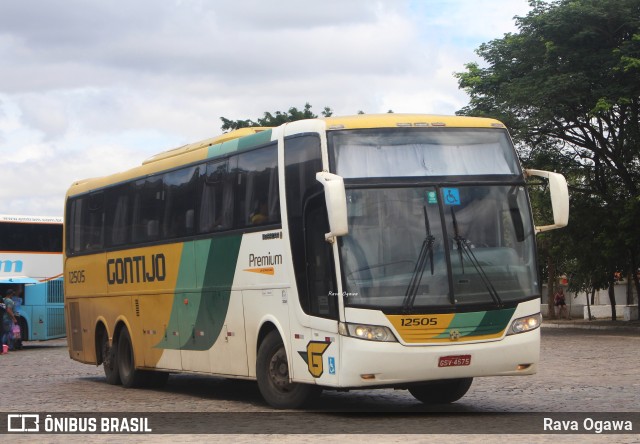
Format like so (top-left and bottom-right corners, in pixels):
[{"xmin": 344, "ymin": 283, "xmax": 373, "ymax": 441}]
[{"xmin": 0, "ymin": 324, "xmax": 638, "ymax": 442}]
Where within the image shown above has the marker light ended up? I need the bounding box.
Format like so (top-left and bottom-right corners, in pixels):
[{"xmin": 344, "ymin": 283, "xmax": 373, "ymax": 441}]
[
  {"xmin": 338, "ymin": 322, "xmax": 397, "ymax": 342},
  {"xmin": 508, "ymin": 313, "xmax": 542, "ymax": 335}
]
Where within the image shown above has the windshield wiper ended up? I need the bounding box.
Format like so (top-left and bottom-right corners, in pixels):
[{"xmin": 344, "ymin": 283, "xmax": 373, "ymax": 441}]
[
  {"xmin": 403, "ymin": 205, "xmax": 435, "ymax": 312},
  {"xmin": 450, "ymin": 207, "xmax": 503, "ymax": 308}
]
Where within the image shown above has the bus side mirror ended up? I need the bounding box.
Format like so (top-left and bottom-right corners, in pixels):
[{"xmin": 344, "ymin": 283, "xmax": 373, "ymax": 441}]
[
  {"xmin": 316, "ymin": 172, "xmax": 349, "ymax": 242},
  {"xmin": 525, "ymin": 169, "xmax": 569, "ymax": 233}
]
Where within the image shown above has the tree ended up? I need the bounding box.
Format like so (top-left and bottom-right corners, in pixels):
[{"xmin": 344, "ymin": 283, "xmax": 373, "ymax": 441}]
[
  {"xmin": 456, "ymin": 0, "xmax": 640, "ymax": 319},
  {"xmin": 220, "ymin": 103, "xmax": 333, "ymax": 131}
]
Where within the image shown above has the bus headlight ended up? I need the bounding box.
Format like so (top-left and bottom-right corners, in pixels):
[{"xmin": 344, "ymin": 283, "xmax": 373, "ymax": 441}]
[
  {"xmin": 339, "ymin": 322, "xmax": 397, "ymax": 342},
  {"xmin": 508, "ymin": 313, "xmax": 542, "ymax": 335}
]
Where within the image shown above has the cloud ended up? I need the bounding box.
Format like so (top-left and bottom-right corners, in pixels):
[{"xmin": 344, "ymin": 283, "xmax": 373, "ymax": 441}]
[{"xmin": 0, "ymin": 0, "xmax": 530, "ymax": 217}]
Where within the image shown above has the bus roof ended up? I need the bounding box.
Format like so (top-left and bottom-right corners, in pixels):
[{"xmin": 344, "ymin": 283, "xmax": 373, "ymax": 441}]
[
  {"xmin": 67, "ymin": 114, "xmax": 506, "ymax": 197},
  {"xmin": 142, "ymin": 127, "xmax": 272, "ymax": 165},
  {"xmin": 322, "ymin": 114, "xmax": 505, "ymax": 130},
  {"xmin": 0, "ymin": 215, "xmax": 63, "ymax": 224}
]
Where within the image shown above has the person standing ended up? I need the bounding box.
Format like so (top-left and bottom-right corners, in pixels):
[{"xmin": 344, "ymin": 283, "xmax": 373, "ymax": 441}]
[
  {"xmin": 2, "ymin": 289, "xmax": 18, "ymax": 351},
  {"xmin": 554, "ymin": 288, "xmax": 571, "ymax": 320}
]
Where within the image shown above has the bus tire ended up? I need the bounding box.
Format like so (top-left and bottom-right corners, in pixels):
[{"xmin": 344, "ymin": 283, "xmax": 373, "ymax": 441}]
[
  {"xmin": 408, "ymin": 378, "xmax": 473, "ymax": 404},
  {"xmin": 256, "ymin": 330, "xmax": 321, "ymax": 409},
  {"xmin": 116, "ymin": 328, "xmax": 144, "ymax": 388},
  {"xmin": 101, "ymin": 332, "xmax": 121, "ymax": 385}
]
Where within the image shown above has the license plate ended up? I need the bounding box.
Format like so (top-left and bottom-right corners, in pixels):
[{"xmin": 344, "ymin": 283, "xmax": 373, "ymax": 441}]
[{"xmin": 438, "ymin": 354, "xmax": 471, "ymax": 367}]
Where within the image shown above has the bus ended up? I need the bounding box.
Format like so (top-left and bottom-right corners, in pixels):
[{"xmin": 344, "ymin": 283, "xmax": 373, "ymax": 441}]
[
  {"xmin": 64, "ymin": 114, "xmax": 568, "ymax": 408},
  {"xmin": 0, "ymin": 215, "xmax": 66, "ymax": 343}
]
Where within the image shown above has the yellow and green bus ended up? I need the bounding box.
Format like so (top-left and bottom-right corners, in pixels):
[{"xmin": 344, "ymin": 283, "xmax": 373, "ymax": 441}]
[{"xmin": 64, "ymin": 114, "xmax": 568, "ymax": 408}]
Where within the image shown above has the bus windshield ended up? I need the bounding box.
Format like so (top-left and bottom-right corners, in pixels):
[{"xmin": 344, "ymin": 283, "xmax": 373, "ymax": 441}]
[
  {"xmin": 329, "ymin": 129, "xmax": 538, "ymax": 312},
  {"xmin": 331, "ymin": 127, "xmax": 521, "ymax": 178}
]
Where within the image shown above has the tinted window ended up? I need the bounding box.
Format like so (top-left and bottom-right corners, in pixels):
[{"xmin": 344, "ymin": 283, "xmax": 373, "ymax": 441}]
[
  {"xmin": 105, "ymin": 184, "xmax": 132, "ymax": 247},
  {"xmin": 284, "ymin": 135, "xmax": 324, "ymax": 315},
  {"xmin": 131, "ymin": 176, "xmax": 163, "ymax": 243},
  {"xmin": 163, "ymin": 166, "xmax": 198, "ymax": 239},
  {"xmin": 199, "ymin": 159, "xmax": 234, "ymax": 233},
  {"xmin": 0, "ymin": 222, "xmax": 62, "ymax": 253},
  {"xmin": 237, "ymin": 144, "xmax": 280, "ymax": 227},
  {"xmin": 66, "ymin": 142, "xmax": 282, "ymax": 255},
  {"xmin": 69, "ymin": 192, "xmax": 104, "ymax": 253}
]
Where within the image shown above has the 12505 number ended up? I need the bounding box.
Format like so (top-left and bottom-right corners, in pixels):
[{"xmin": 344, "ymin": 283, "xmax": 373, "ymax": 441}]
[
  {"xmin": 68, "ymin": 270, "xmax": 86, "ymax": 284},
  {"xmin": 400, "ymin": 317, "xmax": 438, "ymax": 327}
]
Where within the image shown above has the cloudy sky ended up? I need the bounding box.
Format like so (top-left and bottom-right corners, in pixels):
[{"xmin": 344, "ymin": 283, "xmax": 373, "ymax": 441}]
[{"xmin": 0, "ymin": 0, "xmax": 531, "ymax": 217}]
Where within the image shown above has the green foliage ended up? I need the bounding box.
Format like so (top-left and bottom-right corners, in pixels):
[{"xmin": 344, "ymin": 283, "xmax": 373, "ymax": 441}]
[
  {"xmin": 456, "ymin": 0, "xmax": 640, "ymax": 303},
  {"xmin": 220, "ymin": 103, "xmax": 333, "ymax": 131}
]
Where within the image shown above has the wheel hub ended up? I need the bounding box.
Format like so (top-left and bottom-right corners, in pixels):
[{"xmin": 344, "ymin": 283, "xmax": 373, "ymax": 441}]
[{"xmin": 269, "ymin": 348, "xmax": 291, "ymax": 390}]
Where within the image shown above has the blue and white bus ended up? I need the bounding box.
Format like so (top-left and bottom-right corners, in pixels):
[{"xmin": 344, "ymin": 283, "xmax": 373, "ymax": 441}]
[{"xmin": 0, "ymin": 215, "xmax": 65, "ymax": 342}]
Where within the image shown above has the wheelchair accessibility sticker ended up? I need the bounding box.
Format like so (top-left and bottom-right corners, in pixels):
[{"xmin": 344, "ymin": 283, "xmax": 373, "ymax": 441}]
[
  {"xmin": 443, "ymin": 188, "xmax": 461, "ymax": 205},
  {"xmin": 328, "ymin": 357, "xmax": 336, "ymax": 375}
]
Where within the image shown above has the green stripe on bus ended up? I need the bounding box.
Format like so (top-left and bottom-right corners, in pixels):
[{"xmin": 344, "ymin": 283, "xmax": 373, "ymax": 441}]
[
  {"xmin": 473, "ymin": 308, "xmax": 516, "ymax": 335},
  {"xmin": 207, "ymin": 139, "xmax": 240, "ymax": 158},
  {"xmin": 156, "ymin": 235, "xmax": 242, "ymax": 351},
  {"xmin": 434, "ymin": 308, "xmax": 515, "ymax": 339},
  {"xmin": 237, "ymin": 129, "xmax": 273, "ymax": 149},
  {"xmin": 207, "ymin": 129, "xmax": 273, "ymax": 158}
]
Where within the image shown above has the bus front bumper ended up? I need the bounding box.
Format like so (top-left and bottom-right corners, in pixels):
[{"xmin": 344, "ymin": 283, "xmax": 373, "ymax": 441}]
[{"xmin": 332, "ymin": 328, "xmax": 539, "ymax": 388}]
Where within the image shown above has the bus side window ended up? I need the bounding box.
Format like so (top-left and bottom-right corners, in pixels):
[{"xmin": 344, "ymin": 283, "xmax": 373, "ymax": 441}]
[
  {"xmin": 131, "ymin": 176, "xmax": 163, "ymax": 243},
  {"xmin": 236, "ymin": 143, "xmax": 280, "ymax": 228},
  {"xmin": 70, "ymin": 192, "xmax": 104, "ymax": 252},
  {"xmin": 105, "ymin": 184, "xmax": 132, "ymax": 247},
  {"xmin": 199, "ymin": 159, "xmax": 233, "ymax": 233},
  {"xmin": 162, "ymin": 166, "xmax": 198, "ymax": 239}
]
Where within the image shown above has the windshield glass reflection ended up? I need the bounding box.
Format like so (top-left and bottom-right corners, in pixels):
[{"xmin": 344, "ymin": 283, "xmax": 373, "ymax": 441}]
[{"xmin": 339, "ymin": 186, "xmax": 538, "ymax": 311}]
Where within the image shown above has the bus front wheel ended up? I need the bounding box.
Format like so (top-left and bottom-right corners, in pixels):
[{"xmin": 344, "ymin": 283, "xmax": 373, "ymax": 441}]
[
  {"xmin": 408, "ymin": 378, "xmax": 473, "ymax": 404},
  {"xmin": 256, "ymin": 330, "xmax": 321, "ymax": 409}
]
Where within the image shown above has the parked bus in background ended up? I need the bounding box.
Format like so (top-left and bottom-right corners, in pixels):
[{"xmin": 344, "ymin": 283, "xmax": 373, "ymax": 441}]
[
  {"xmin": 64, "ymin": 114, "xmax": 568, "ymax": 408},
  {"xmin": 0, "ymin": 215, "xmax": 65, "ymax": 344}
]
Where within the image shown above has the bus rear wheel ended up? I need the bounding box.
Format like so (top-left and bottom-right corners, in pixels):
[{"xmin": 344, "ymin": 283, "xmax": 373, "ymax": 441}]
[
  {"xmin": 101, "ymin": 332, "xmax": 120, "ymax": 385},
  {"xmin": 408, "ymin": 378, "xmax": 473, "ymax": 404},
  {"xmin": 117, "ymin": 328, "xmax": 145, "ymax": 388},
  {"xmin": 256, "ymin": 330, "xmax": 321, "ymax": 409}
]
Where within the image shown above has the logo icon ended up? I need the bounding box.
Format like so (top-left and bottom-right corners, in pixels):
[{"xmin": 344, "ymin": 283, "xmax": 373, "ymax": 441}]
[
  {"xmin": 7, "ymin": 414, "xmax": 40, "ymax": 432},
  {"xmin": 449, "ymin": 329, "xmax": 461, "ymax": 341},
  {"xmin": 298, "ymin": 341, "xmax": 331, "ymax": 377}
]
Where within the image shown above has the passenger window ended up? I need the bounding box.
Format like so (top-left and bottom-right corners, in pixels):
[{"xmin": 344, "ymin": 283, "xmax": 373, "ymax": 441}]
[
  {"xmin": 105, "ymin": 184, "xmax": 132, "ymax": 247},
  {"xmin": 131, "ymin": 176, "xmax": 163, "ymax": 243},
  {"xmin": 236, "ymin": 144, "xmax": 280, "ymax": 227},
  {"xmin": 69, "ymin": 192, "xmax": 104, "ymax": 253},
  {"xmin": 163, "ymin": 166, "xmax": 198, "ymax": 239},
  {"xmin": 199, "ymin": 159, "xmax": 235, "ymax": 232}
]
